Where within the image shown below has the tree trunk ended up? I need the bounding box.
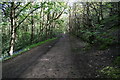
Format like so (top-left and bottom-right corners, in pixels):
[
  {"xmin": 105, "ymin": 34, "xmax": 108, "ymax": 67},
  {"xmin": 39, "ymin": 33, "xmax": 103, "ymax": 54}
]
[
  {"xmin": 109, "ymin": 2, "xmax": 114, "ymax": 16},
  {"xmin": 30, "ymin": 12, "xmax": 34, "ymax": 43},
  {"xmin": 100, "ymin": 2, "xmax": 104, "ymax": 20},
  {"xmin": 46, "ymin": 12, "xmax": 50, "ymax": 39},
  {"xmin": 9, "ymin": 2, "xmax": 16, "ymax": 56},
  {"xmin": 68, "ymin": 10, "xmax": 71, "ymax": 33},
  {"xmin": 117, "ymin": 2, "xmax": 120, "ymax": 18},
  {"xmin": 39, "ymin": 2, "xmax": 42, "ymax": 38}
]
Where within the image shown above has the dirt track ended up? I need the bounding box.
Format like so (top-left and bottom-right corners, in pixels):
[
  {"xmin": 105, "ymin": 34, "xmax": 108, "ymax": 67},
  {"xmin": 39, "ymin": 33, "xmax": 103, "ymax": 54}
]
[{"xmin": 2, "ymin": 34, "xmax": 115, "ymax": 78}]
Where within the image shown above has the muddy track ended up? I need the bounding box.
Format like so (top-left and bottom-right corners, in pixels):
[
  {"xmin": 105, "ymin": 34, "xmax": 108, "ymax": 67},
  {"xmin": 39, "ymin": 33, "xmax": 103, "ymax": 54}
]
[
  {"xmin": 2, "ymin": 38, "xmax": 59, "ymax": 78},
  {"xmin": 2, "ymin": 34, "xmax": 116, "ymax": 78}
]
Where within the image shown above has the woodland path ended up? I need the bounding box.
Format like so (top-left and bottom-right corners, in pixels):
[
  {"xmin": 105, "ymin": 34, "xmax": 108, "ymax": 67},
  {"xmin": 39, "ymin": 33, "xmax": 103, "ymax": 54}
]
[{"xmin": 2, "ymin": 34, "xmax": 113, "ymax": 78}]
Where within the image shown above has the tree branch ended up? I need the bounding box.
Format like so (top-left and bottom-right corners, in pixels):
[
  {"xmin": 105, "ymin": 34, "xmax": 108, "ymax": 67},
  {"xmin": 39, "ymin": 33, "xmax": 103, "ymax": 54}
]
[
  {"xmin": 52, "ymin": 8, "xmax": 65, "ymax": 21},
  {"xmin": 14, "ymin": 2, "xmax": 21, "ymax": 10},
  {"xmin": 15, "ymin": 2, "xmax": 31, "ymax": 18},
  {"xmin": 89, "ymin": 3, "xmax": 98, "ymax": 13},
  {"xmin": 17, "ymin": 6, "xmax": 41, "ymax": 28}
]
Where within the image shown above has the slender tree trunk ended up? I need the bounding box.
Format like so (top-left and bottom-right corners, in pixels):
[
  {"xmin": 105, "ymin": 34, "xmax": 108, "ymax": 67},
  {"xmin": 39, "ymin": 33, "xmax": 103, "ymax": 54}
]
[
  {"xmin": 42, "ymin": 7, "xmax": 45, "ymax": 40},
  {"xmin": 100, "ymin": 2, "xmax": 104, "ymax": 20},
  {"xmin": 39, "ymin": 2, "xmax": 42, "ymax": 38},
  {"xmin": 30, "ymin": 12, "xmax": 34, "ymax": 43},
  {"xmin": 82, "ymin": 4, "xmax": 86, "ymax": 28},
  {"xmin": 69, "ymin": 6, "xmax": 71, "ymax": 33},
  {"xmin": 86, "ymin": 2, "xmax": 93, "ymax": 27},
  {"xmin": 118, "ymin": 2, "xmax": 120, "ymax": 18},
  {"xmin": 109, "ymin": 2, "xmax": 114, "ymax": 16},
  {"xmin": 30, "ymin": 2, "xmax": 34, "ymax": 43},
  {"xmin": 48, "ymin": 12, "xmax": 51, "ymax": 38},
  {"xmin": 74, "ymin": 3, "xmax": 77, "ymax": 35},
  {"xmin": 46, "ymin": 12, "xmax": 50, "ymax": 39},
  {"xmin": 9, "ymin": 2, "xmax": 16, "ymax": 56},
  {"xmin": 97, "ymin": 13, "xmax": 100, "ymax": 24}
]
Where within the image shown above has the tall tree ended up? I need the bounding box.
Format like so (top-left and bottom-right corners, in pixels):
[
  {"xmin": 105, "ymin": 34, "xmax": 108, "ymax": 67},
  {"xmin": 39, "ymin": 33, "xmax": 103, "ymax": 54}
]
[{"xmin": 9, "ymin": 2, "xmax": 16, "ymax": 56}]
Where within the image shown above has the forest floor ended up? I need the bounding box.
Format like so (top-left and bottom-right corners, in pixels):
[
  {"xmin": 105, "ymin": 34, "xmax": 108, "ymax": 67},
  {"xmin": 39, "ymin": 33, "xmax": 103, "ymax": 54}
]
[{"xmin": 2, "ymin": 34, "xmax": 118, "ymax": 78}]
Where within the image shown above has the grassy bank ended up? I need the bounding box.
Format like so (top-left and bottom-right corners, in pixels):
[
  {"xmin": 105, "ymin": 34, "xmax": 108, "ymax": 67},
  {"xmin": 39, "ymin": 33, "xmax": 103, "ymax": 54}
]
[{"xmin": 2, "ymin": 37, "xmax": 57, "ymax": 61}]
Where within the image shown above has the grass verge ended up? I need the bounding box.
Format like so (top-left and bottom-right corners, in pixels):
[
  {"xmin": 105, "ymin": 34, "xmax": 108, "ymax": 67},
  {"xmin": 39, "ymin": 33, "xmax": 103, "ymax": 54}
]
[{"xmin": 2, "ymin": 37, "xmax": 57, "ymax": 61}]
